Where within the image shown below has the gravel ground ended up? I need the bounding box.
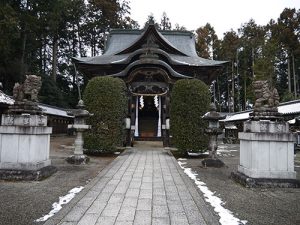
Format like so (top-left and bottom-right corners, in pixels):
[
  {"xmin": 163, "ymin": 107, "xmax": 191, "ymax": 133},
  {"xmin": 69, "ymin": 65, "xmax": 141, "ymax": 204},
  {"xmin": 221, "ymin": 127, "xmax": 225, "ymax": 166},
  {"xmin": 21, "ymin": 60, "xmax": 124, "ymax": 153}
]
[
  {"xmin": 177, "ymin": 144, "xmax": 300, "ymax": 225},
  {"xmin": 0, "ymin": 136, "xmax": 116, "ymax": 225}
]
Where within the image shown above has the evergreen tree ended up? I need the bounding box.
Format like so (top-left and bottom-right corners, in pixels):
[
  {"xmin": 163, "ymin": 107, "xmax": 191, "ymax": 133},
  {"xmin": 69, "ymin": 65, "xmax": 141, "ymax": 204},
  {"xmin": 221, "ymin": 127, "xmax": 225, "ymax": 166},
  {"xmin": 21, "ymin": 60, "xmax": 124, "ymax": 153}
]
[
  {"xmin": 195, "ymin": 23, "xmax": 218, "ymax": 59},
  {"xmin": 160, "ymin": 12, "xmax": 171, "ymax": 30}
]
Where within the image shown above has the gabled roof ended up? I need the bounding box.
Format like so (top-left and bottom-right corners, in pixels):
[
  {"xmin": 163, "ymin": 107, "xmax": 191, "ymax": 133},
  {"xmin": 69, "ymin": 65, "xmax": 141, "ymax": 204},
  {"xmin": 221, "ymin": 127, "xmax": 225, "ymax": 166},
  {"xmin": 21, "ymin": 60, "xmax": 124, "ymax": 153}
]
[
  {"xmin": 73, "ymin": 23, "xmax": 227, "ymax": 81},
  {"xmin": 0, "ymin": 90, "xmax": 14, "ymax": 105},
  {"xmin": 74, "ymin": 23, "xmax": 226, "ymax": 64},
  {"xmin": 103, "ymin": 26, "xmax": 198, "ymax": 57}
]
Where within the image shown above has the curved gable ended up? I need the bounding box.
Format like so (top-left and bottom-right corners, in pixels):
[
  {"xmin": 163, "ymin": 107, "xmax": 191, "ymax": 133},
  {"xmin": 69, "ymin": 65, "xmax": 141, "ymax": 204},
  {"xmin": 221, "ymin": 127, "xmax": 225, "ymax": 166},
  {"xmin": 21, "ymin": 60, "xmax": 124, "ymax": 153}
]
[{"xmin": 115, "ymin": 24, "xmax": 187, "ymax": 56}]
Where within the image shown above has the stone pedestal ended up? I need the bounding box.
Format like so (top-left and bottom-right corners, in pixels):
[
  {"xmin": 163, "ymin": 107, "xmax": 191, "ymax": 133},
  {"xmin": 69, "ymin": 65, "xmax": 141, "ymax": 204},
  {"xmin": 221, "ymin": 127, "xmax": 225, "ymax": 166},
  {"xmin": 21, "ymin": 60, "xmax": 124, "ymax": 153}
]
[
  {"xmin": 234, "ymin": 120, "xmax": 299, "ymax": 187},
  {"xmin": 0, "ymin": 114, "xmax": 56, "ymax": 180},
  {"xmin": 66, "ymin": 125, "xmax": 90, "ymax": 165}
]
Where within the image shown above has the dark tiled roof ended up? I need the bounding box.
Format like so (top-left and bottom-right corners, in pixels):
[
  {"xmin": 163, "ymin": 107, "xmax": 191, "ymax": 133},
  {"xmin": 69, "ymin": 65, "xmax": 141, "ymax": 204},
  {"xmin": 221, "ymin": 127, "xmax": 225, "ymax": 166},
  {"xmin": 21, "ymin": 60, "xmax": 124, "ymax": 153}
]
[{"xmin": 73, "ymin": 24, "xmax": 227, "ymax": 67}]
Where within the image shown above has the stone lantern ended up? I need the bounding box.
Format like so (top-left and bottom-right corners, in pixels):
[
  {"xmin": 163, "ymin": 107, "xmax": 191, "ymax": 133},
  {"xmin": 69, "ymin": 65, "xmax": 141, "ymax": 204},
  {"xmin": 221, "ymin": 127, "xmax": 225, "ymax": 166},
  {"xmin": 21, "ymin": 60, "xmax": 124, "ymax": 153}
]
[
  {"xmin": 202, "ymin": 103, "xmax": 225, "ymax": 167},
  {"xmin": 66, "ymin": 100, "xmax": 92, "ymax": 164}
]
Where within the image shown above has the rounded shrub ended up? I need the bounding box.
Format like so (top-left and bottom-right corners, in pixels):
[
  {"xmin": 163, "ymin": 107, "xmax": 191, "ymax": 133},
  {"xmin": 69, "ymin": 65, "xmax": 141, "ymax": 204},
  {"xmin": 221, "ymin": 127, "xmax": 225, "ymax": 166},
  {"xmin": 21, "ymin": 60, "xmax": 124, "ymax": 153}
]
[
  {"xmin": 170, "ymin": 79, "xmax": 210, "ymax": 154},
  {"xmin": 83, "ymin": 77, "xmax": 127, "ymax": 153}
]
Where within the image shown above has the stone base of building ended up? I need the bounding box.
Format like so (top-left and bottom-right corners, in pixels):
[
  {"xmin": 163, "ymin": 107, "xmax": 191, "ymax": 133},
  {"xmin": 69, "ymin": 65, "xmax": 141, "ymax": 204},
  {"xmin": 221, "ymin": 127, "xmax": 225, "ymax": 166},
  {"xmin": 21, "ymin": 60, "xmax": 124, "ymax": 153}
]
[
  {"xmin": 202, "ymin": 158, "xmax": 225, "ymax": 168},
  {"xmin": 0, "ymin": 165, "xmax": 57, "ymax": 181},
  {"xmin": 231, "ymin": 171, "xmax": 300, "ymax": 188},
  {"xmin": 66, "ymin": 154, "xmax": 89, "ymax": 165}
]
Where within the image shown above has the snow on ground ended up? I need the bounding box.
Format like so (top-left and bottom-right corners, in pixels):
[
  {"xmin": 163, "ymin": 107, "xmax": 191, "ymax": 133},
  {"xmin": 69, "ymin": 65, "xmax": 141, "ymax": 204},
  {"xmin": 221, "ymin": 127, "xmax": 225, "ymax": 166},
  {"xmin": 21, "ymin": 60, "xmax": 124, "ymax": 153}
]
[
  {"xmin": 178, "ymin": 159, "xmax": 247, "ymax": 225},
  {"xmin": 186, "ymin": 145, "xmax": 237, "ymax": 157},
  {"xmin": 35, "ymin": 186, "xmax": 84, "ymax": 222}
]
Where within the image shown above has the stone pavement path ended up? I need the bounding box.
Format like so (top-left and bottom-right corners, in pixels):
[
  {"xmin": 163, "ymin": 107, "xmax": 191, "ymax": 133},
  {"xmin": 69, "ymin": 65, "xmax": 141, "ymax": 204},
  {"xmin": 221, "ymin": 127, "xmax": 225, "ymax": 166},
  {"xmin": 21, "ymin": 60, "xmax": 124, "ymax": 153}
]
[{"xmin": 44, "ymin": 142, "xmax": 219, "ymax": 225}]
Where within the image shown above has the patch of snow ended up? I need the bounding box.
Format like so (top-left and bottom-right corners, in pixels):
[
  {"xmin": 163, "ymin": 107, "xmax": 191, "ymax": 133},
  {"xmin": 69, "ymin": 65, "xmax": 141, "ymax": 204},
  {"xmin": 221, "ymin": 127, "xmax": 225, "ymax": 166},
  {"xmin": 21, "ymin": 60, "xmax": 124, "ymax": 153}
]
[
  {"xmin": 35, "ymin": 186, "xmax": 84, "ymax": 222},
  {"xmin": 178, "ymin": 161, "xmax": 247, "ymax": 225},
  {"xmin": 177, "ymin": 158, "xmax": 187, "ymax": 161},
  {"xmin": 188, "ymin": 152, "xmax": 202, "ymax": 156}
]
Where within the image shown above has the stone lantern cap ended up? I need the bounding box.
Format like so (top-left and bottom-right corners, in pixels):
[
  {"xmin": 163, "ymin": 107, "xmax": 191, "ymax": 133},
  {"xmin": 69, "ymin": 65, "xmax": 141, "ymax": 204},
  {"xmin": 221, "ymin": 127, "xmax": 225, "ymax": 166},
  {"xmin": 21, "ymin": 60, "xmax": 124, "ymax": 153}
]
[
  {"xmin": 68, "ymin": 100, "xmax": 93, "ymax": 119},
  {"xmin": 202, "ymin": 103, "xmax": 225, "ymax": 121},
  {"xmin": 68, "ymin": 100, "xmax": 93, "ymax": 130}
]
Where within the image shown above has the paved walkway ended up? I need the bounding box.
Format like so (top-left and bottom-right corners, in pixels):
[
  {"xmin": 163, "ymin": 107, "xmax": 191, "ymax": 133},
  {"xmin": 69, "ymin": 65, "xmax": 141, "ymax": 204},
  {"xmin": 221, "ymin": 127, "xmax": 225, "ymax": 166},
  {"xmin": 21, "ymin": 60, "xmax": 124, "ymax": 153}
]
[{"xmin": 44, "ymin": 142, "xmax": 219, "ymax": 225}]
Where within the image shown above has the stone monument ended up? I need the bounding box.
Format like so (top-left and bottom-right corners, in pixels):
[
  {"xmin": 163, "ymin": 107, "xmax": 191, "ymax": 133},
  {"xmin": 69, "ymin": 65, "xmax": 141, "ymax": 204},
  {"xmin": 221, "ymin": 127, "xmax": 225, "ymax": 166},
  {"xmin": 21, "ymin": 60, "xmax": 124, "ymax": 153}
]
[
  {"xmin": 0, "ymin": 75, "xmax": 56, "ymax": 180},
  {"xmin": 232, "ymin": 80, "xmax": 299, "ymax": 187}
]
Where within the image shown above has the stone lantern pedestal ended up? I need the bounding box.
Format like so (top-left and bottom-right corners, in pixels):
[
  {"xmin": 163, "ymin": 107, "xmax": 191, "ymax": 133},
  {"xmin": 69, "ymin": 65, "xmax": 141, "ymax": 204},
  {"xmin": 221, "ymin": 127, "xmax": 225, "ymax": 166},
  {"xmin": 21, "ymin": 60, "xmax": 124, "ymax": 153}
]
[{"xmin": 66, "ymin": 100, "xmax": 91, "ymax": 165}]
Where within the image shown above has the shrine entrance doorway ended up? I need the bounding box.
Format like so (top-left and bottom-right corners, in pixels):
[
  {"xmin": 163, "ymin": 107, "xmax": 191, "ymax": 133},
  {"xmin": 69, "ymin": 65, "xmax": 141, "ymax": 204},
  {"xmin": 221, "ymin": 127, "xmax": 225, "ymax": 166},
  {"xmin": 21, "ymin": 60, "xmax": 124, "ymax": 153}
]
[
  {"xmin": 138, "ymin": 96, "xmax": 158, "ymax": 138},
  {"xmin": 127, "ymin": 67, "xmax": 170, "ymax": 142}
]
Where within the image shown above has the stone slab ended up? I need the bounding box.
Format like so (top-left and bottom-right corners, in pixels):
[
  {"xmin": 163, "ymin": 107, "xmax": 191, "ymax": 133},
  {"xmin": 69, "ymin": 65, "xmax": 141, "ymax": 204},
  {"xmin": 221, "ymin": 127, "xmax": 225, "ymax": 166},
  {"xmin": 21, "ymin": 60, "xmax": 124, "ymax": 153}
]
[
  {"xmin": 44, "ymin": 144, "xmax": 219, "ymax": 225},
  {"xmin": 231, "ymin": 171, "xmax": 300, "ymax": 188},
  {"xmin": 0, "ymin": 126, "xmax": 51, "ymax": 167},
  {"xmin": 0, "ymin": 165, "xmax": 56, "ymax": 181},
  {"xmin": 1, "ymin": 114, "xmax": 47, "ymax": 127},
  {"xmin": 239, "ymin": 127, "xmax": 296, "ymax": 179}
]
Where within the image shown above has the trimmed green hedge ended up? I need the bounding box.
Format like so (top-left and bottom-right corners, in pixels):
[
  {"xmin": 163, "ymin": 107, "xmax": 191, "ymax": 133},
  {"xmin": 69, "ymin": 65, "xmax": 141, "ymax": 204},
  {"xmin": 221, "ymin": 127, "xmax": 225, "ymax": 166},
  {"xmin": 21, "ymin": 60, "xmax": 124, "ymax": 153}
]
[
  {"xmin": 83, "ymin": 77, "xmax": 127, "ymax": 153},
  {"xmin": 170, "ymin": 79, "xmax": 210, "ymax": 154}
]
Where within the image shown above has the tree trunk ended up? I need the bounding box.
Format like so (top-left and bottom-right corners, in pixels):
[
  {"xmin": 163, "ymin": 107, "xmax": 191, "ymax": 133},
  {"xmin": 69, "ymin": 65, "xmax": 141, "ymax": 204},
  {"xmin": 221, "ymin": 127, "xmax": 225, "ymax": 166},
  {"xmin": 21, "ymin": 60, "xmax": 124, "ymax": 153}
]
[
  {"xmin": 20, "ymin": 28, "xmax": 27, "ymax": 81},
  {"xmin": 231, "ymin": 61, "xmax": 235, "ymax": 112},
  {"xmin": 288, "ymin": 55, "xmax": 291, "ymax": 93},
  {"xmin": 252, "ymin": 47, "xmax": 255, "ymax": 77},
  {"xmin": 39, "ymin": 38, "xmax": 43, "ymax": 74},
  {"xmin": 43, "ymin": 38, "xmax": 47, "ymax": 75},
  {"xmin": 52, "ymin": 36, "xmax": 58, "ymax": 82},
  {"xmin": 227, "ymin": 66, "xmax": 230, "ymax": 112},
  {"xmin": 292, "ymin": 53, "xmax": 297, "ymax": 98}
]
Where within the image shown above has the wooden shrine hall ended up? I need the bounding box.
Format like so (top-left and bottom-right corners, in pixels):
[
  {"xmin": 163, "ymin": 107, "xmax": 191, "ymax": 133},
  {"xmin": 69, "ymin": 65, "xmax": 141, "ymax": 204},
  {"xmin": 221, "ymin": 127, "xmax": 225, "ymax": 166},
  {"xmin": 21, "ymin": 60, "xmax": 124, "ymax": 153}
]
[{"xmin": 73, "ymin": 20, "xmax": 226, "ymax": 146}]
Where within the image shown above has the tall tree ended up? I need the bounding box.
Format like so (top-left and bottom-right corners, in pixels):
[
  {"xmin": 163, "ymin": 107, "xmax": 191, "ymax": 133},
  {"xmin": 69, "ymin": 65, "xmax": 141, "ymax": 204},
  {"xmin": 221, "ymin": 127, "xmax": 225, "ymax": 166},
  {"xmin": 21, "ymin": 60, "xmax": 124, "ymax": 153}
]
[
  {"xmin": 276, "ymin": 8, "xmax": 300, "ymax": 98},
  {"xmin": 160, "ymin": 12, "xmax": 171, "ymax": 30},
  {"xmin": 195, "ymin": 23, "xmax": 218, "ymax": 59}
]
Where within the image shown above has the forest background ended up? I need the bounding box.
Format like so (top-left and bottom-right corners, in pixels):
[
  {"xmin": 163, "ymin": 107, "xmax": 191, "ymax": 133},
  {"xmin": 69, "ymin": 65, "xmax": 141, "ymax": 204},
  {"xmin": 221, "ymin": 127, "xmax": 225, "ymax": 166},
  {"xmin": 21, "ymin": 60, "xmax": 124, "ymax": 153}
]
[{"xmin": 0, "ymin": 0, "xmax": 299, "ymax": 112}]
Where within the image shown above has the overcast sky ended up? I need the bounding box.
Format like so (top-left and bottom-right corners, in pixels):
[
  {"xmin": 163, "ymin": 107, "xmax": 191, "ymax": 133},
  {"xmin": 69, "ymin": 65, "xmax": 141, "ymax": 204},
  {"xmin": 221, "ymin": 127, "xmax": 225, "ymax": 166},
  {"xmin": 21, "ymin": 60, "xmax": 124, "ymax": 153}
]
[{"xmin": 129, "ymin": 0, "xmax": 300, "ymax": 38}]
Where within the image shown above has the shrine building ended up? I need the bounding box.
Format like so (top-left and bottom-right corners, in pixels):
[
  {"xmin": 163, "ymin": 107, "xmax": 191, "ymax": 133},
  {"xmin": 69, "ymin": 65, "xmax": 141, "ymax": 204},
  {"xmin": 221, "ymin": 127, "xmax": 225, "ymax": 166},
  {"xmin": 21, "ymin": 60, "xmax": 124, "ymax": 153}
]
[{"xmin": 73, "ymin": 21, "xmax": 226, "ymax": 146}]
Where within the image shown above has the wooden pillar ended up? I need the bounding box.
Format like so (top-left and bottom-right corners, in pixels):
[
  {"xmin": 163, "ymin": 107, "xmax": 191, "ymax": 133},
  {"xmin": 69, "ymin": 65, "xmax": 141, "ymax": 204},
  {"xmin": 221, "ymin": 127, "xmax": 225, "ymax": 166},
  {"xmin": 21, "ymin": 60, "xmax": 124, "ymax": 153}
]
[
  {"xmin": 161, "ymin": 95, "xmax": 168, "ymax": 147},
  {"xmin": 126, "ymin": 95, "xmax": 132, "ymax": 146},
  {"xmin": 134, "ymin": 96, "xmax": 139, "ymax": 137},
  {"xmin": 129, "ymin": 95, "xmax": 136, "ymax": 146},
  {"xmin": 157, "ymin": 96, "xmax": 162, "ymax": 137}
]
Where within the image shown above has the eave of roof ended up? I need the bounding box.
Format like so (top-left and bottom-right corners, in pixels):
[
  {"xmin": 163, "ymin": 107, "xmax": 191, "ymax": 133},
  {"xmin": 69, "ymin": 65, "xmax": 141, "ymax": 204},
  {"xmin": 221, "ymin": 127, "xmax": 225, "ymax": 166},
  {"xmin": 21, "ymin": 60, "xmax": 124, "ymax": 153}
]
[
  {"xmin": 107, "ymin": 58, "xmax": 192, "ymax": 79},
  {"xmin": 73, "ymin": 50, "xmax": 227, "ymax": 67},
  {"xmin": 221, "ymin": 100, "xmax": 300, "ymax": 122},
  {"xmin": 0, "ymin": 91, "xmax": 14, "ymax": 105},
  {"xmin": 72, "ymin": 23, "xmax": 227, "ymax": 74}
]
